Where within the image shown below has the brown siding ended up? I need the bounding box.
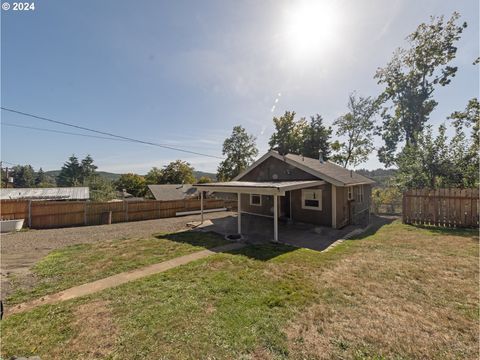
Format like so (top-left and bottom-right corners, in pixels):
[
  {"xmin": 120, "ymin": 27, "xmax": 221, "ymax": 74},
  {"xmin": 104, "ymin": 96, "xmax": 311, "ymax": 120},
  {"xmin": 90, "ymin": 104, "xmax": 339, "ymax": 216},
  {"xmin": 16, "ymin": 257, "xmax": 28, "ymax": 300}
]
[
  {"xmin": 335, "ymin": 186, "xmax": 349, "ymax": 228},
  {"xmin": 240, "ymin": 194, "xmax": 274, "ymax": 216},
  {"xmin": 291, "ymin": 184, "xmax": 332, "ymax": 226},
  {"xmin": 239, "ymin": 157, "xmax": 317, "ymax": 181}
]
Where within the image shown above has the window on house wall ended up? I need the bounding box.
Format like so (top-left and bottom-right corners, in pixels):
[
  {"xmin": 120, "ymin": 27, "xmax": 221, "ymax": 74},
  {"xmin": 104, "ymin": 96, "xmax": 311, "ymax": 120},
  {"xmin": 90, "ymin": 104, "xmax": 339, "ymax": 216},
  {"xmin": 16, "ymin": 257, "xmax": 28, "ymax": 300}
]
[
  {"xmin": 250, "ymin": 194, "xmax": 262, "ymax": 206},
  {"xmin": 356, "ymin": 185, "xmax": 364, "ymax": 203},
  {"xmin": 347, "ymin": 186, "xmax": 353, "ymax": 200},
  {"xmin": 301, "ymin": 189, "xmax": 322, "ymax": 210}
]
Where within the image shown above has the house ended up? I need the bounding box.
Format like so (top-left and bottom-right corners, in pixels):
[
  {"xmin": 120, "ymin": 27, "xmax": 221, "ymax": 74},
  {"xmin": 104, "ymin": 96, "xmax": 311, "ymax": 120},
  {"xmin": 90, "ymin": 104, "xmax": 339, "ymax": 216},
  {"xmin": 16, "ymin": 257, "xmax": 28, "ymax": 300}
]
[
  {"xmin": 0, "ymin": 187, "xmax": 89, "ymax": 201},
  {"xmin": 148, "ymin": 184, "xmax": 199, "ymax": 201},
  {"xmin": 195, "ymin": 150, "xmax": 375, "ymax": 241}
]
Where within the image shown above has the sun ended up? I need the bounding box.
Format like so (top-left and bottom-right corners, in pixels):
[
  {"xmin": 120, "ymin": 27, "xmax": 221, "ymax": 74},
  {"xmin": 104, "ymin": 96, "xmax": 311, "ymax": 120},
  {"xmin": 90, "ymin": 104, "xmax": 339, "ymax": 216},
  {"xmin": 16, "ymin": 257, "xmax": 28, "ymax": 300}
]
[{"xmin": 284, "ymin": 1, "xmax": 340, "ymax": 59}]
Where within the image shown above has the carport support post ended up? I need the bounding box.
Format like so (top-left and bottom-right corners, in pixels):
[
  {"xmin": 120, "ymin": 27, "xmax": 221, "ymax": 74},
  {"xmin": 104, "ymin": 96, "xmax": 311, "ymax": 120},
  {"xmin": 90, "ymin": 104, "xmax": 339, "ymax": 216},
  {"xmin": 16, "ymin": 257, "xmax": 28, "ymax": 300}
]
[
  {"xmin": 237, "ymin": 192, "xmax": 241, "ymax": 235},
  {"xmin": 273, "ymin": 195, "xmax": 278, "ymax": 242},
  {"xmin": 200, "ymin": 191, "xmax": 204, "ymax": 223}
]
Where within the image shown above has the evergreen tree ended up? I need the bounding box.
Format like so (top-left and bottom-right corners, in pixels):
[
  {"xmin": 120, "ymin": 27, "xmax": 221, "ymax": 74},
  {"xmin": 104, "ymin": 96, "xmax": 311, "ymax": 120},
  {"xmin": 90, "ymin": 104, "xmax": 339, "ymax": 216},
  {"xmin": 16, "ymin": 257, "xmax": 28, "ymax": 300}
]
[
  {"xmin": 57, "ymin": 155, "xmax": 82, "ymax": 186},
  {"xmin": 302, "ymin": 114, "xmax": 332, "ymax": 159}
]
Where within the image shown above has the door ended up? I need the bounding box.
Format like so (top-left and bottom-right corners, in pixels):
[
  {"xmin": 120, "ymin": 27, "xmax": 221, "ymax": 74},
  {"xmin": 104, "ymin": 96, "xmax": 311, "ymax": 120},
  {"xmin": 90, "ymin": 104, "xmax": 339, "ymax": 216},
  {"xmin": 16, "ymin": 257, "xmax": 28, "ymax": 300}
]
[{"xmin": 281, "ymin": 191, "xmax": 291, "ymax": 219}]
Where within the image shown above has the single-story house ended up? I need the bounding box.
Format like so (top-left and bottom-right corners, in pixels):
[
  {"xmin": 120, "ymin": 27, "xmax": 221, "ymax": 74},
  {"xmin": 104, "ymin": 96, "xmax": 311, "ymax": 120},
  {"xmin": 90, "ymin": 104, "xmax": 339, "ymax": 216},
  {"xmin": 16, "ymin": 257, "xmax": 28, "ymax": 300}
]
[
  {"xmin": 0, "ymin": 187, "xmax": 90, "ymax": 201},
  {"xmin": 195, "ymin": 150, "xmax": 375, "ymax": 241},
  {"xmin": 148, "ymin": 184, "xmax": 199, "ymax": 201}
]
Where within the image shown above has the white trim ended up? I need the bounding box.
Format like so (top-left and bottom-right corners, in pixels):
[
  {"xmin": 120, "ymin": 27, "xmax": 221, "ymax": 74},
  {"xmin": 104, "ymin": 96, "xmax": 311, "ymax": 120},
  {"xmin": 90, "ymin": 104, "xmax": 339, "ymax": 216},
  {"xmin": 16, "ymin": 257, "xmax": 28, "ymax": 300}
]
[
  {"xmin": 273, "ymin": 195, "xmax": 278, "ymax": 242},
  {"xmin": 237, "ymin": 192, "xmax": 241, "ymax": 234},
  {"xmin": 250, "ymin": 194, "xmax": 262, "ymax": 206},
  {"xmin": 232, "ymin": 150, "xmax": 374, "ymax": 187},
  {"xmin": 332, "ymin": 185, "xmax": 337, "ymax": 229},
  {"xmin": 301, "ymin": 189, "xmax": 322, "ymax": 211},
  {"xmin": 196, "ymin": 180, "xmax": 325, "ymax": 196}
]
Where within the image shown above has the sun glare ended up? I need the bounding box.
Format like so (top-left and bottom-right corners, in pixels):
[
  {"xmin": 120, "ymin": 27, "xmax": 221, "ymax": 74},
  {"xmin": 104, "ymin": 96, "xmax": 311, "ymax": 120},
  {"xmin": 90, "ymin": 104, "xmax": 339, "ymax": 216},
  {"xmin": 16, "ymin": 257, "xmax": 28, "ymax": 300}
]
[{"xmin": 284, "ymin": 1, "xmax": 340, "ymax": 60}]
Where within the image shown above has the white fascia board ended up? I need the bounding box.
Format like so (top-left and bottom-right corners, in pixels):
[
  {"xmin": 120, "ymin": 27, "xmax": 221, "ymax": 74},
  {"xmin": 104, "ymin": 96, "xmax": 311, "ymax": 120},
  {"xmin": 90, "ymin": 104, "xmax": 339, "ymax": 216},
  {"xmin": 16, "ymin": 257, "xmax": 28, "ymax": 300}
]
[{"xmin": 195, "ymin": 185, "xmax": 285, "ymax": 196}]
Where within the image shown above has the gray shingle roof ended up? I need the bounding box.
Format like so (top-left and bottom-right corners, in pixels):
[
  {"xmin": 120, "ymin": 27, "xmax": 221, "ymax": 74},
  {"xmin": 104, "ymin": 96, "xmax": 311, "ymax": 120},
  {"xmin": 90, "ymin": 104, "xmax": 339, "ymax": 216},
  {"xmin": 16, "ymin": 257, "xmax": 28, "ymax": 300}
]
[
  {"xmin": 148, "ymin": 184, "xmax": 199, "ymax": 201},
  {"xmin": 283, "ymin": 153, "xmax": 375, "ymax": 186}
]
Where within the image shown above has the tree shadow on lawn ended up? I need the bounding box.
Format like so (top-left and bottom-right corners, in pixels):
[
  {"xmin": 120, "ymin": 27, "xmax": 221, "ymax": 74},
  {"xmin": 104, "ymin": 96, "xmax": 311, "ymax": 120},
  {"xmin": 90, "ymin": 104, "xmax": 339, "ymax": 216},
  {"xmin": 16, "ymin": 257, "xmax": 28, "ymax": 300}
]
[{"xmin": 157, "ymin": 230, "xmax": 298, "ymax": 261}]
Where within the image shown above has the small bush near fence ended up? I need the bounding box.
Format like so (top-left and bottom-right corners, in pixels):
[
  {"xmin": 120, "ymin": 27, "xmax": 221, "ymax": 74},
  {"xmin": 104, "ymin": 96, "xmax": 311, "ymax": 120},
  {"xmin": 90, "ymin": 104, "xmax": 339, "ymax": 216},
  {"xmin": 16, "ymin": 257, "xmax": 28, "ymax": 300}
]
[
  {"xmin": 0, "ymin": 199, "xmax": 237, "ymax": 229},
  {"xmin": 403, "ymin": 188, "xmax": 479, "ymax": 228}
]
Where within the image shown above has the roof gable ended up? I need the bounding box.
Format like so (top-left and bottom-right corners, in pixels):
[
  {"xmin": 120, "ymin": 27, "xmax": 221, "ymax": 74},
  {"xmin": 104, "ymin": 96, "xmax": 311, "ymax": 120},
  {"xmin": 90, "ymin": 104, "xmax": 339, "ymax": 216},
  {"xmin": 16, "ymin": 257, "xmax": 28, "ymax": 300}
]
[{"xmin": 234, "ymin": 150, "xmax": 375, "ymax": 186}]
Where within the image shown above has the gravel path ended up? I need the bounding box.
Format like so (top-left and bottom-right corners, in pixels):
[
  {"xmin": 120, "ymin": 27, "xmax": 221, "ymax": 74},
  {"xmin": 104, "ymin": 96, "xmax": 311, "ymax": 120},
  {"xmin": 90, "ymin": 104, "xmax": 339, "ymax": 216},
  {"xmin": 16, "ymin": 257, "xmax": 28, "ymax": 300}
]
[{"xmin": 1, "ymin": 211, "xmax": 237, "ymax": 299}]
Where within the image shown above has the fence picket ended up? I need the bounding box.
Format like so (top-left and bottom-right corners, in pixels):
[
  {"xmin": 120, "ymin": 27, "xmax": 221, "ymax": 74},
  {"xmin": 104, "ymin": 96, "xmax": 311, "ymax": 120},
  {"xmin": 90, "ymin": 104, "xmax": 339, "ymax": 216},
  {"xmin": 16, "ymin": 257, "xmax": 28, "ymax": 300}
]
[{"xmin": 402, "ymin": 188, "xmax": 478, "ymax": 228}]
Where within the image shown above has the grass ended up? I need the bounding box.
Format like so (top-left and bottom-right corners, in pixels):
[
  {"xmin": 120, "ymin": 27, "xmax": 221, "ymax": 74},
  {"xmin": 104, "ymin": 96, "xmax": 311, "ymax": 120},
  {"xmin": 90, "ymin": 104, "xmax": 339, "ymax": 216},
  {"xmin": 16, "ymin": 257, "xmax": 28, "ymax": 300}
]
[
  {"xmin": 1, "ymin": 221, "xmax": 478, "ymax": 359},
  {"xmin": 6, "ymin": 231, "xmax": 229, "ymax": 305}
]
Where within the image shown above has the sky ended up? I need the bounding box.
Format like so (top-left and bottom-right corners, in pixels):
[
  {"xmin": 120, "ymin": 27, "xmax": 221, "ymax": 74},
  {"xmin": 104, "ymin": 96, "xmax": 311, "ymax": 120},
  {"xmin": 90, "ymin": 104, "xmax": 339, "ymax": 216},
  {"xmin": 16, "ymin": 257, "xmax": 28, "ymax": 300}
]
[{"xmin": 1, "ymin": 0, "xmax": 478, "ymax": 174}]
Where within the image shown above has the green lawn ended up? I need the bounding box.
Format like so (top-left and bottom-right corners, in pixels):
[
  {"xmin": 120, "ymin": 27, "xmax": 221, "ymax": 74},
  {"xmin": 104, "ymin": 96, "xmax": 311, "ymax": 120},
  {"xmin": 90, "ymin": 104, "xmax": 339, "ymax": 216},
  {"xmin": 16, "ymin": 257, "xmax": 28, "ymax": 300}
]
[
  {"xmin": 2, "ymin": 221, "xmax": 478, "ymax": 359},
  {"xmin": 6, "ymin": 231, "xmax": 229, "ymax": 305}
]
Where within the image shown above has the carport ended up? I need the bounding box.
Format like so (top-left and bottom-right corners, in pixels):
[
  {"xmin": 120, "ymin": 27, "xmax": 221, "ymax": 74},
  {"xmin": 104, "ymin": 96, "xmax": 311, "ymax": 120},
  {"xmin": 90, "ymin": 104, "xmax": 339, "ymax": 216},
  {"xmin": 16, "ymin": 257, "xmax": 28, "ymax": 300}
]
[{"xmin": 195, "ymin": 180, "xmax": 324, "ymax": 242}]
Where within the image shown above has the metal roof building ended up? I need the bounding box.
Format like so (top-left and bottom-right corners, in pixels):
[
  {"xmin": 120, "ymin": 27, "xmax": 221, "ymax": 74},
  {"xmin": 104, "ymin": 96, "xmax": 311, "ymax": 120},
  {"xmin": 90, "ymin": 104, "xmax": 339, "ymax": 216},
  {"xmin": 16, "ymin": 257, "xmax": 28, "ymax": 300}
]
[{"xmin": 0, "ymin": 187, "xmax": 90, "ymax": 200}]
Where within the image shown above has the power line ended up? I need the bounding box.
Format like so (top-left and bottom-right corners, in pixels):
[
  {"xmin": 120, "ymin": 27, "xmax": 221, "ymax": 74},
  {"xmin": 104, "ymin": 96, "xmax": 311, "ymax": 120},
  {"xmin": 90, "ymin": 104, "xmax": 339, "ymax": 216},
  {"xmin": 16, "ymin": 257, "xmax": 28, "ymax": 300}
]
[
  {"xmin": 1, "ymin": 123, "xmax": 131, "ymax": 142},
  {"xmin": 1, "ymin": 107, "xmax": 224, "ymax": 159}
]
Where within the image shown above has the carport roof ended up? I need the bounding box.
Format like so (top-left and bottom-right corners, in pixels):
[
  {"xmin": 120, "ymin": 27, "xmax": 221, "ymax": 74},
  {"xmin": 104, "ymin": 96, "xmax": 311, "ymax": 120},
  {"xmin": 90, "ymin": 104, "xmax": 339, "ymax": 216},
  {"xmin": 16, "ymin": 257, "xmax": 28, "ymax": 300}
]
[{"xmin": 195, "ymin": 180, "xmax": 325, "ymax": 195}]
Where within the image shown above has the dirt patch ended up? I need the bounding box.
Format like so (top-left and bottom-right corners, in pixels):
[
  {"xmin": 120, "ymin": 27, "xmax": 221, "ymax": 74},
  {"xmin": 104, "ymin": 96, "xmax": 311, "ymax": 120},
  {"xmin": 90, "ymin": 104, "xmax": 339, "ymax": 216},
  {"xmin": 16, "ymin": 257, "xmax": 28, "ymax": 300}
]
[{"xmin": 62, "ymin": 300, "xmax": 118, "ymax": 359}]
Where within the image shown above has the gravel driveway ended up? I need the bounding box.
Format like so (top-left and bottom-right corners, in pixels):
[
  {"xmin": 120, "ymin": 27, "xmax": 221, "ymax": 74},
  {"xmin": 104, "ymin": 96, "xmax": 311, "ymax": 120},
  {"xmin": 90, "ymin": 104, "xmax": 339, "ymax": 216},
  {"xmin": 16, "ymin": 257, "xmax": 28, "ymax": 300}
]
[{"xmin": 1, "ymin": 211, "xmax": 236, "ymax": 299}]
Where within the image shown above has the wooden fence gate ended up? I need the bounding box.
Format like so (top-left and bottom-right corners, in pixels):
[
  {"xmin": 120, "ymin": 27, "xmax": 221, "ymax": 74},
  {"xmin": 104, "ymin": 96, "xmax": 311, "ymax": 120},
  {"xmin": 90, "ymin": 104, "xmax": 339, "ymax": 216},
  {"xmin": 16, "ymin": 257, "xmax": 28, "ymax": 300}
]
[{"xmin": 403, "ymin": 188, "xmax": 479, "ymax": 228}]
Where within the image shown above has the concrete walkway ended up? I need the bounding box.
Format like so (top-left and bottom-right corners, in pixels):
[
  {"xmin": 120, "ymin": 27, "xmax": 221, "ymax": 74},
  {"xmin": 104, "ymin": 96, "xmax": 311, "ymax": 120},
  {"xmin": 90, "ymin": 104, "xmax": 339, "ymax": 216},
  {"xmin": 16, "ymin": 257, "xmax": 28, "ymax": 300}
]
[{"xmin": 5, "ymin": 242, "xmax": 245, "ymax": 317}]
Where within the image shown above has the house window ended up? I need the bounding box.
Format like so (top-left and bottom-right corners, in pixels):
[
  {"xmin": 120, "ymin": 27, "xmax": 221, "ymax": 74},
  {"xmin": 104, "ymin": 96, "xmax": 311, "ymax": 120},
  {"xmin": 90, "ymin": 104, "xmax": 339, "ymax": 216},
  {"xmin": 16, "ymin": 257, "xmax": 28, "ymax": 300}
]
[
  {"xmin": 250, "ymin": 194, "xmax": 262, "ymax": 206},
  {"xmin": 301, "ymin": 189, "xmax": 322, "ymax": 211},
  {"xmin": 347, "ymin": 186, "xmax": 353, "ymax": 200},
  {"xmin": 356, "ymin": 185, "xmax": 364, "ymax": 203}
]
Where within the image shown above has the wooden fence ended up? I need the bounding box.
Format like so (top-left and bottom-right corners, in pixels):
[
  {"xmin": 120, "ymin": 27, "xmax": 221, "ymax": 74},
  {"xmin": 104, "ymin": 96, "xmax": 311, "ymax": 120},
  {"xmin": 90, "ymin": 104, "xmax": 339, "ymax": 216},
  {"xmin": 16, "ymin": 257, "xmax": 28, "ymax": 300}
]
[
  {"xmin": 403, "ymin": 188, "xmax": 479, "ymax": 228},
  {"xmin": 0, "ymin": 199, "xmax": 237, "ymax": 229}
]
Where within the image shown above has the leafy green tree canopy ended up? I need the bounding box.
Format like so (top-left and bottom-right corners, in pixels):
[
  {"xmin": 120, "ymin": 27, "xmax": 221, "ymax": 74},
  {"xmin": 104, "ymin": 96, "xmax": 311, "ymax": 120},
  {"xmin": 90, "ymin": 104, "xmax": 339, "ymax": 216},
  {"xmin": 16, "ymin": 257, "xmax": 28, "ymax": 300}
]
[
  {"xmin": 115, "ymin": 173, "xmax": 147, "ymax": 197},
  {"xmin": 302, "ymin": 114, "xmax": 332, "ymax": 159},
  {"xmin": 161, "ymin": 160, "xmax": 195, "ymax": 184},
  {"xmin": 217, "ymin": 125, "xmax": 258, "ymax": 181},
  {"xmin": 145, "ymin": 167, "xmax": 164, "ymax": 185},
  {"xmin": 331, "ymin": 93, "xmax": 377, "ymax": 168},
  {"xmin": 375, "ymin": 12, "xmax": 467, "ymax": 166}
]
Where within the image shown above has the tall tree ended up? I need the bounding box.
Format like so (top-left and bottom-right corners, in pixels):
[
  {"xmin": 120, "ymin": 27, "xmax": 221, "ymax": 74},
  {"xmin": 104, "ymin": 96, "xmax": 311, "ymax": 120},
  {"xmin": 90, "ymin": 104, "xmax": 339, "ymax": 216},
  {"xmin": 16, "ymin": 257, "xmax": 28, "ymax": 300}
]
[
  {"xmin": 115, "ymin": 173, "xmax": 147, "ymax": 197},
  {"xmin": 331, "ymin": 93, "xmax": 377, "ymax": 168},
  {"xmin": 145, "ymin": 167, "xmax": 163, "ymax": 185},
  {"xmin": 161, "ymin": 160, "xmax": 195, "ymax": 184},
  {"xmin": 217, "ymin": 126, "xmax": 258, "ymax": 181},
  {"xmin": 57, "ymin": 155, "xmax": 82, "ymax": 186},
  {"xmin": 375, "ymin": 13, "xmax": 467, "ymax": 166},
  {"xmin": 302, "ymin": 114, "xmax": 332, "ymax": 159},
  {"xmin": 80, "ymin": 155, "xmax": 97, "ymax": 184},
  {"xmin": 12, "ymin": 165, "xmax": 36, "ymax": 187},
  {"xmin": 268, "ymin": 111, "xmax": 305, "ymax": 155}
]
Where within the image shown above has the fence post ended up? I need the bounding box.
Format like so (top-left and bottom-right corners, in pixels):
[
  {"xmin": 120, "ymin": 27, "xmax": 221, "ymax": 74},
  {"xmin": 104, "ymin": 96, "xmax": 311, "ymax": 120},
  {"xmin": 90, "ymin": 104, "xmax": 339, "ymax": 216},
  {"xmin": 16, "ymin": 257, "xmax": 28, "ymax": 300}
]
[
  {"xmin": 125, "ymin": 201, "xmax": 129, "ymax": 222},
  {"xmin": 28, "ymin": 200, "xmax": 32, "ymax": 228}
]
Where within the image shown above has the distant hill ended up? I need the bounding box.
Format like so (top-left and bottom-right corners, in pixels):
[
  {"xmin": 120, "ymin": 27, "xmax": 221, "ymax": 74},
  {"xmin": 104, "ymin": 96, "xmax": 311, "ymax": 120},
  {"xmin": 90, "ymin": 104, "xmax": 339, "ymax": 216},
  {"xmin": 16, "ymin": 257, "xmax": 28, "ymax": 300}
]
[
  {"xmin": 45, "ymin": 170, "xmax": 122, "ymax": 182},
  {"xmin": 45, "ymin": 170, "xmax": 216, "ymax": 182},
  {"xmin": 356, "ymin": 168, "xmax": 397, "ymax": 187}
]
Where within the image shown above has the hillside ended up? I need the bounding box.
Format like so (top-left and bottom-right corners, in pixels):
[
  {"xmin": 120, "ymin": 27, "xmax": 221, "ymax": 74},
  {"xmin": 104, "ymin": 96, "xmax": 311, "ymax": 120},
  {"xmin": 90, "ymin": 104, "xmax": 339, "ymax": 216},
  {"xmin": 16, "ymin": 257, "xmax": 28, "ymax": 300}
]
[{"xmin": 45, "ymin": 170, "xmax": 216, "ymax": 182}]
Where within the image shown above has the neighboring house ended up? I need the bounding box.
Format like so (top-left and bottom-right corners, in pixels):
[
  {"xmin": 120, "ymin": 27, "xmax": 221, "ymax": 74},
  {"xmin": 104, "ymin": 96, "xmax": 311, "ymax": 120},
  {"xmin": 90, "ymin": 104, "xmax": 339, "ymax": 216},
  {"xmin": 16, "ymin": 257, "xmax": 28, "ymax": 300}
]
[
  {"xmin": 0, "ymin": 187, "xmax": 90, "ymax": 201},
  {"xmin": 148, "ymin": 184, "xmax": 199, "ymax": 201},
  {"xmin": 196, "ymin": 150, "xmax": 375, "ymax": 241}
]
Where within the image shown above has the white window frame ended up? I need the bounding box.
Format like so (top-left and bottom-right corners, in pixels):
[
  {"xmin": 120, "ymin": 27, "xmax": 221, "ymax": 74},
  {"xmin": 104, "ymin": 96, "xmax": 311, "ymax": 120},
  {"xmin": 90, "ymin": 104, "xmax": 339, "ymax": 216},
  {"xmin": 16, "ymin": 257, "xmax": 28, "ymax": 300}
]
[
  {"xmin": 356, "ymin": 185, "xmax": 364, "ymax": 203},
  {"xmin": 250, "ymin": 194, "xmax": 262, "ymax": 206},
  {"xmin": 301, "ymin": 189, "xmax": 322, "ymax": 211},
  {"xmin": 347, "ymin": 186, "xmax": 353, "ymax": 200}
]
